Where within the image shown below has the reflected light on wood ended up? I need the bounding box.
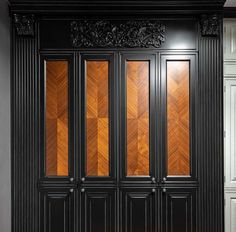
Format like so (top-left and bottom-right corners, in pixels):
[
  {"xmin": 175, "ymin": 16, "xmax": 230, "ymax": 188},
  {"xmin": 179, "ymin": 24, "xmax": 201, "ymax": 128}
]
[
  {"xmin": 86, "ymin": 61, "xmax": 109, "ymax": 176},
  {"xmin": 167, "ymin": 61, "xmax": 190, "ymax": 176},
  {"xmin": 46, "ymin": 61, "xmax": 69, "ymax": 176},
  {"xmin": 126, "ymin": 61, "xmax": 150, "ymax": 176}
]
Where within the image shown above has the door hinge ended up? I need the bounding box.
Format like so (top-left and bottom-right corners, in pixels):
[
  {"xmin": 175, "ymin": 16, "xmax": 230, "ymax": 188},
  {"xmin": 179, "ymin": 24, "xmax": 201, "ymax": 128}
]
[
  {"xmin": 224, "ymin": 131, "xmax": 226, "ymax": 138},
  {"xmin": 224, "ymin": 86, "xmax": 226, "ymax": 92},
  {"xmin": 224, "ymin": 176, "xmax": 226, "ymax": 182}
]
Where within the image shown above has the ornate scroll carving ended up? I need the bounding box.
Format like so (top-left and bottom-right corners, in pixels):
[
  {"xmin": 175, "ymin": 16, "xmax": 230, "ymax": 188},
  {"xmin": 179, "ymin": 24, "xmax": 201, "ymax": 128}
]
[
  {"xmin": 71, "ymin": 20, "xmax": 165, "ymax": 48},
  {"xmin": 200, "ymin": 14, "xmax": 220, "ymax": 37},
  {"xmin": 13, "ymin": 14, "xmax": 35, "ymax": 36}
]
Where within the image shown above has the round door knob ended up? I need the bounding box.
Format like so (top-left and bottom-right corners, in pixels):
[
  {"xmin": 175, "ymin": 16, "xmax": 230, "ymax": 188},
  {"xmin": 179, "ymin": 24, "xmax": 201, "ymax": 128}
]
[
  {"xmin": 152, "ymin": 188, "xmax": 156, "ymax": 193},
  {"xmin": 151, "ymin": 177, "xmax": 156, "ymax": 183},
  {"xmin": 70, "ymin": 177, "xmax": 74, "ymax": 182},
  {"xmin": 162, "ymin": 188, "xmax": 166, "ymax": 193},
  {"xmin": 81, "ymin": 177, "xmax": 85, "ymax": 182},
  {"xmin": 70, "ymin": 189, "xmax": 74, "ymax": 193},
  {"xmin": 81, "ymin": 188, "xmax": 85, "ymax": 193}
]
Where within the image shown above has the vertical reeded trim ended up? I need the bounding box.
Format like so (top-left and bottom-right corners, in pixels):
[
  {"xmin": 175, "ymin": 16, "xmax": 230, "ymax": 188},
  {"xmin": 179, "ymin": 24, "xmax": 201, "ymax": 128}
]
[
  {"xmin": 11, "ymin": 19, "xmax": 39, "ymax": 232},
  {"xmin": 198, "ymin": 15, "xmax": 224, "ymax": 232}
]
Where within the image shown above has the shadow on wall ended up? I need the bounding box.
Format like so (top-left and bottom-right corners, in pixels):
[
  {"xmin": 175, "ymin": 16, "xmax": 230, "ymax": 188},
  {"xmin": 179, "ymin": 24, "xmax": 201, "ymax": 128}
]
[{"xmin": 0, "ymin": 1, "xmax": 11, "ymax": 232}]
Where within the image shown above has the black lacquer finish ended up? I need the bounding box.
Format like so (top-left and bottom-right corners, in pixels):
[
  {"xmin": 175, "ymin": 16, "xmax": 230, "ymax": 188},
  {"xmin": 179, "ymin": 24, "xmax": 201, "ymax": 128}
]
[{"xmin": 10, "ymin": 1, "xmax": 224, "ymax": 232}]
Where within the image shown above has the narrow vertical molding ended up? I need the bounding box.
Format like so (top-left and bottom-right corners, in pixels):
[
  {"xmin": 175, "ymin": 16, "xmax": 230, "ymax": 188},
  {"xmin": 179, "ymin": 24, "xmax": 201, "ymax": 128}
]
[
  {"xmin": 11, "ymin": 17, "xmax": 39, "ymax": 232},
  {"xmin": 198, "ymin": 14, "xmax": 224, "ymax": 232}
]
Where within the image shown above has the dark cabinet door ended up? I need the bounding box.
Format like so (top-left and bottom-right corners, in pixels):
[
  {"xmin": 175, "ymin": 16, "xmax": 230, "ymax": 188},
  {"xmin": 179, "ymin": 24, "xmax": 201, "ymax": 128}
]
[
  {"xmin": 120, "ymin": 188, "xmax": 157, "ymax": 232},
  {"xmin": 161, "ymin": 188, "xmax": 196, "ymax": 232},
  {"xmin": 38, "ymin": 51, "xmax": 198, "ymax": 232},
  {"xmin": 81, "ymin": 187, "xmax": 116, "ymax": 232},
  {"xmin": 39, "ymin": 188, "xmax": 75, "ymax": 232}
]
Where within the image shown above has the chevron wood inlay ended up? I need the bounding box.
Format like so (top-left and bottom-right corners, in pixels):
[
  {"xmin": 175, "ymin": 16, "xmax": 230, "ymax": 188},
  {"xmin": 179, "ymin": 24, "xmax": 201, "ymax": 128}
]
[
  {"xmin": 167, "ymin": 61, "xmax": 190, "ymax": 176},
  {"xmin": 45, "ymin": 61, "xmax": 69, "ymax": 176},
  {"xmin": 86, "ymin": 61, "xmax": 109, "ymax": 176},
  {"xmin": 126, "ymin": 61, "xmax": 149, "ymax": 176}
]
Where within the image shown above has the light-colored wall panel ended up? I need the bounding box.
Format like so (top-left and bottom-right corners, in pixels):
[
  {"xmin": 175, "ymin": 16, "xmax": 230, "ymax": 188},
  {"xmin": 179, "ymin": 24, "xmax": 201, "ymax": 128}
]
[
  {"xmin": 225, "ymin": 192, "xmax": 236, "ymax": 232},
  {"xmin": 224, "ymin": 79, "xmax": 236, "ymax": 188}
]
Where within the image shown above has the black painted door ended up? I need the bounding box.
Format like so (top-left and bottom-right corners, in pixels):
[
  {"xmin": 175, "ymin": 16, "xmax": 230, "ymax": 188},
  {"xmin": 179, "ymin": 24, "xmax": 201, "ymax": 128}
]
[{"xmin": 39, "ymin": 51, "xmax": 197, "ymax": 232}]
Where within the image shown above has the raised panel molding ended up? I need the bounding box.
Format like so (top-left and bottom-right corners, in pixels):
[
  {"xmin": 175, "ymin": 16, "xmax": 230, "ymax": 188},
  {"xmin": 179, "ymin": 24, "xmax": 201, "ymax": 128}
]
[
  {"xmin": 225, "ymin": 192, "xmax": 236, "ymax": 232},
  {"xmin": 81, "ymin": 188, "xmax": 116, "ymax": 232},
  {"xmin": 224, "ymin": 20, "xmax": 236, "ymax": 61},
  {"xmin": 224, "ymin": 79, "xmax": 236, "ymax": 188},
  {"xmin": 120, "ymin": 188, "xmax": 156, "ymax": 232},
  {"xmin": 39, "ymin": 189, "xmax": 75, "ymax": 232},
  {"xmin": 162, "ymin": 188, "xmax": 196, "ymax": 232}
]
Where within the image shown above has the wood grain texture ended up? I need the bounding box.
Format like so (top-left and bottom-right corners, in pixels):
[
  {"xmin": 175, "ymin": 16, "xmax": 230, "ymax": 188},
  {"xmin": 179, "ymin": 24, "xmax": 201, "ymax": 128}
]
[
  {"xmin": 167, "ymin": 61, "xmax": 190, "ymax": 176},
  {"xmin": 86, "ymin": 61, "xmax": 109, "ymax": 176},
  {"xmin": 46, "ymin": 61, "xmax": 69, "ymax": 176},
  {"xmin": 126, "ymin": 61, "xmax": 149, "ymax": 176}
]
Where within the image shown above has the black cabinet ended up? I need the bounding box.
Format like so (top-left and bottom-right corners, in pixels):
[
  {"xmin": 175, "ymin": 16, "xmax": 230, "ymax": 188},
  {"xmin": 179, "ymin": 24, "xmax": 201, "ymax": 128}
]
[{"xmin": 11, "ymin": 3, "xmax": 224, "ymax": 232}]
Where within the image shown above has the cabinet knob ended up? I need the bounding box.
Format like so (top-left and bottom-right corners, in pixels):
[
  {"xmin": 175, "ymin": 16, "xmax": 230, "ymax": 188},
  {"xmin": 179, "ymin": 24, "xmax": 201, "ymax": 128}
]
[
  {"xmin": 70, "ymin": 177, "xmax": 74, "ymax": 182},
  {"xmin": 81, "ymin": 177, "xmax": 85, "ymax": 182},
  {"xmin": 163, "ymin": 177, "xmax": 166, "ymax": 182},
  {"xmin": 151, "ymin": 177, "xmax": 156, "ymax": 183},
  {"xmin": 70, "ymin": 189, "xmax": 74, "ymax": 193},
  {"xmin": 152, "ymin": 188, "xmax": 156, "ymax": 193},
  {"xmin": 162, "ymin": 188, "xmax": 166, "ymax": 193},
  {"xmin": 81, "ymin": 188, "xmax": 85, "ymax": 193}
]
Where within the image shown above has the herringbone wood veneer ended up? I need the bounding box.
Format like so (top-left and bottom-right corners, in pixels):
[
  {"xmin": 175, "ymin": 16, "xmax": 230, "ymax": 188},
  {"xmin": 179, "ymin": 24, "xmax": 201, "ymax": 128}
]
[
  {"xmin": 167, "ymin": 61, "xmax": 190, "ymax": 176},
  {"xmin": 46, "ymin": 61, "xmax": 69, "ymax": 176},
  {"xmin": 86, "ymin": 61, "xmax": 109, "ymax": 176},
  {"xmin": 126, "ymin": 61, "xmax": 149, "ymax": 176}
]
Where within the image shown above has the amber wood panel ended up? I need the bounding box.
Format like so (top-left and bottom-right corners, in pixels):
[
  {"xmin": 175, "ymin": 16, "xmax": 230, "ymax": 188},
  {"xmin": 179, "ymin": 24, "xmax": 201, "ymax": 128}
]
[
  {"xmin": 86, "ymin": 61, "xmax": 109, "ymax": 176},
  {"xmin": 45, "ymin": 61, "xmax": 69, "ymax": 176},
  {"xmin": 167, "ymin": 61, "xmax": 190, "ymax": 176},
  {"xmin": 126, "ymin": 61, "xmax": 149, "ymax": 176}
]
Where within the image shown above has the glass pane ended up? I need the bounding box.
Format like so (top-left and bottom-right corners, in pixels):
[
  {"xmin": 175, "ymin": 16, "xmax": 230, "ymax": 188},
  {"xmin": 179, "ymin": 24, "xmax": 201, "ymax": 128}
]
[
  {"xmin": 45, "ymin": 61, "xmax": 69, "ymax": 176},
  {"xmin": 167, "ymin": 61, "xmax": 190, "ymax": 176},
  {"xmin": 126, "ymin": 61, "xmax": 149, "ymax": 176},
  {"xmin": 86, "ymin": 61, "xmax": 109, "ymax": 176}
]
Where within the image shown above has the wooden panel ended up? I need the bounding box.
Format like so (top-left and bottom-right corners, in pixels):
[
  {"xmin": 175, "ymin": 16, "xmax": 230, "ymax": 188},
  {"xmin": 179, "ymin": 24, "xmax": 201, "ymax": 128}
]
[
  {"xmin": 86, "ymin": 61, "xmax": 109, "ymax": 176},
  {"xmin": 81, "ymin": 188, "xmax": 116, "ymax": 232},
  {"xmin": 45, "ymin": 61, "xmax": 69, "ymax": 176},
  {"xmin": 167, "ymin": 61, "xmax": 190, "ymax": 176},
  {"xmin": 162, "ymin": 188, "xmax": 196, "ymax": 232},
  {"xmin": 40, "ymin": 189, "xmax": 74, "ymax": 232},
  {"xmin": 126, "ymin": 61, "xmax": 149, "ymax": 176},
  {"xmin": 120, "ymin": 188, "xmax": 155, "ymax": 232}
]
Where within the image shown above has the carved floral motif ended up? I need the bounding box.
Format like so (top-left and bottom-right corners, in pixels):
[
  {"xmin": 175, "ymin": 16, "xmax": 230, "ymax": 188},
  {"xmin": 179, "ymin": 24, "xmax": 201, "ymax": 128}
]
[
  {"xmin": 200, "ymin": 14, "xmax": 220, "ymax": 36},
  {"xmin": 13, "ymin": 14, "xmax": 35, "ymax": 36},
  {"xmin": 71, "ymin": 20, "xmax": 165, "ymax": 48}
]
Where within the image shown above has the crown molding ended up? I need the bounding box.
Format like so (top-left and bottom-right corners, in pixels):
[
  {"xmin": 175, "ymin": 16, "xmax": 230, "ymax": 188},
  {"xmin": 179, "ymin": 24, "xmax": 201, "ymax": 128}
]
[{"xmin": 9, "ymin": 0, "xmax": 226, "ymax": 15}]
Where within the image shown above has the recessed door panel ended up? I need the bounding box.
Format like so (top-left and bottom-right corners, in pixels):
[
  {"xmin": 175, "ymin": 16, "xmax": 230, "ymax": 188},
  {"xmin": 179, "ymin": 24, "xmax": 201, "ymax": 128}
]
[
  {"xmin": 126, "ymin": 61, "xmax": 150, "ymax": 176},
  {"xmin": 161, "ymin": 55, "xmax": 196, "ymax": 180},
  {"xmin": 81, "ymin": 188, "xmax": 116, "ymax": 232},
  {"xmin": 162, "ymin": 188, "xmax": 196, "ymax": 232},
  {"xmin": 40, "ymin": 189, "xmax": 75, "ymax": 232},
  {"xmin": 120, "ymin": 188, "xmax": 156, "ymax": 232},
  {"xmin": 167, "ymin": 61, "xmax": 190, "ymax": 176},
  {"xmin": 81, "ymin": 54, "xmax": 115, "ymax": 182},
  {"xmin": 45, "ymin": 60, "xmax": 69, "ymax": 176},
  {"xmin": 120, "ymin": 54, "xmax": 156, "ymax": 181},
  {"xmin": 86, "ymin": 61, "xmax": 109, "ymax": 176}
]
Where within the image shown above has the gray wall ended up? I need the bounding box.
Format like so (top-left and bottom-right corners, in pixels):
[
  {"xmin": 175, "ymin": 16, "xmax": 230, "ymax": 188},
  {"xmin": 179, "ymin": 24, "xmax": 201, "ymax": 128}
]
[{"xmin": 0, "ymin": 0, "xmax": 11, "ymax": 231}]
